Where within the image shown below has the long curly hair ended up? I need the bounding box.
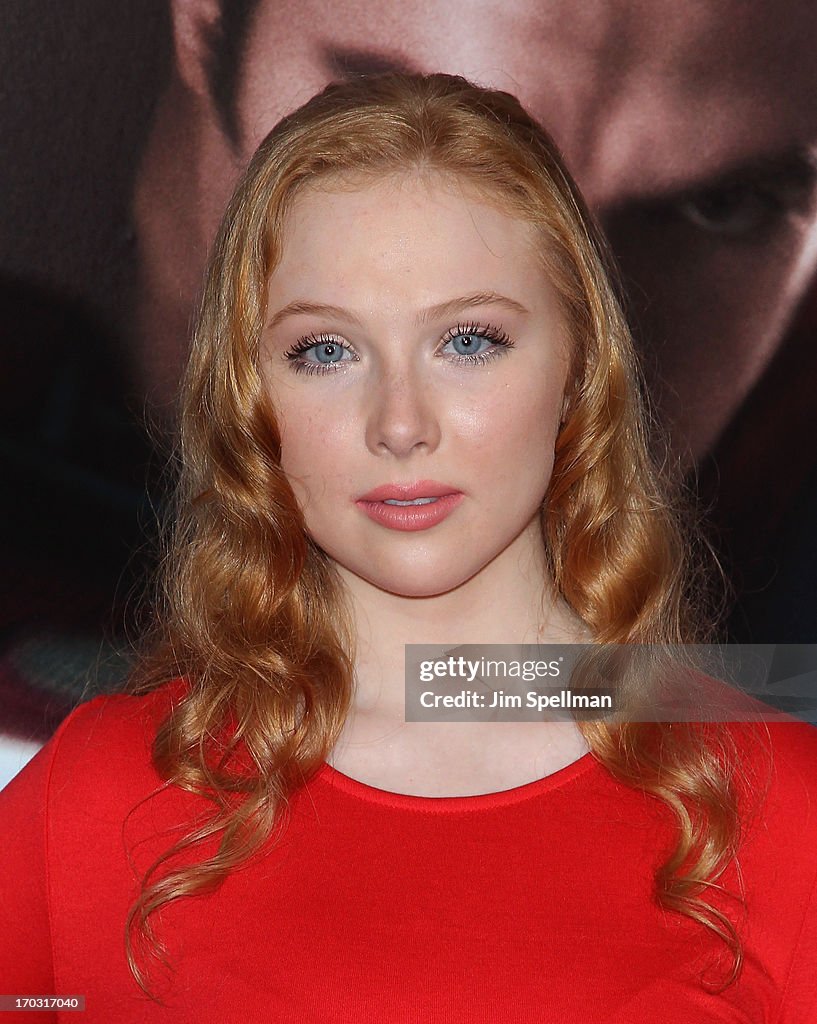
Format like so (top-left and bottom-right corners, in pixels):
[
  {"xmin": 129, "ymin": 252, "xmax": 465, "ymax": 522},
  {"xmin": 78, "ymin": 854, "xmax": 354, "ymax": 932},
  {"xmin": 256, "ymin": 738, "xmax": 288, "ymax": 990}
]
[{"xmin": 123, "ymin": 70, "xmax": 759, "ymax": 998}]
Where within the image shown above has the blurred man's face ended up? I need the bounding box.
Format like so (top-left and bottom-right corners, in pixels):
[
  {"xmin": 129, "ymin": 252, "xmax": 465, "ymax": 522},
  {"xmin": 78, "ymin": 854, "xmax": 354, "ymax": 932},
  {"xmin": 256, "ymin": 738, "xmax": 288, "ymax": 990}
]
[{"xmin": 137, "ymin": 0, "xmax": 817, "ymax": 465}]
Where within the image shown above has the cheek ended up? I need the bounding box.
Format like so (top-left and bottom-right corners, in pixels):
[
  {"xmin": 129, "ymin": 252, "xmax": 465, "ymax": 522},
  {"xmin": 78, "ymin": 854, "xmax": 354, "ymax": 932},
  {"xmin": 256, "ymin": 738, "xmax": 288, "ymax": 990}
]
[
  {"xmin": 443, "ymin": 395, "xmax": 560, "ymax": 522},
  {"xmin": 272, "ymin": 397, "xmax": 323, "ymax": 486},
  {"xmin": 276, "ymin": 404, "xmax": 353, "ymax": 506},
  {"xmin": 280, "ymin": 433, "xmax": 332, "ymax": 483},
  {"xmin": 450, "ymin": 383, "xmax": 563, "ymax": 460}
]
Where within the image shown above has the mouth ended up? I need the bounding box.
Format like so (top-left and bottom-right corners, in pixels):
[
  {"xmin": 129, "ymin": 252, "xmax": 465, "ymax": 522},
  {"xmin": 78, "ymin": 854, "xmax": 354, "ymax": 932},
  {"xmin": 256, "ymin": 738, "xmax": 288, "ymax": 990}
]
[
  {"xmin": 380, "ymin": 496, "xmax": 442, "ymax": 506},
  {"xmin": 357, "ymin": 480, "xmax": 462, "ymax": 503},
  {"xmin": 355, "ymin": 491, "xmax": 464, "ymax": 532}
]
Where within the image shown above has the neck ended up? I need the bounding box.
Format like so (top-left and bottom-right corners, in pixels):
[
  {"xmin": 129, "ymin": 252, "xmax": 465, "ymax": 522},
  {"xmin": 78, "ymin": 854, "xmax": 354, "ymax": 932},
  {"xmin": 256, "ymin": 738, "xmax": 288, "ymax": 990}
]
[{"xmin": 336, "ymin": 522, "xmax": 591, "ymax": 717}]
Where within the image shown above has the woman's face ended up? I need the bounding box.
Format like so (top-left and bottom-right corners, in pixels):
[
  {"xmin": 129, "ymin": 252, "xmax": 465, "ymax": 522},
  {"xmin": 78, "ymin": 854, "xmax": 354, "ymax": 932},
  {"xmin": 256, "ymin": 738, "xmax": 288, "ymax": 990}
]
[{"xmin": 260, "ymin": 170, "xmax": 571, "ymax": 598}]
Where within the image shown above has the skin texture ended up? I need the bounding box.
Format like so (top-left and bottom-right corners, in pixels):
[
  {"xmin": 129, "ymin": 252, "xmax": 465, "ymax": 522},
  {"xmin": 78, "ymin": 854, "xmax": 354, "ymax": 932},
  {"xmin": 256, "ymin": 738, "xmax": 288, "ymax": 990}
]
[
  {"xmin": 135, "ymin": 0, "xmax": 817, "ymax": 467},
  {"xmin": 259, "ymin": 171, "xmax": 592, "ymax": 794}
]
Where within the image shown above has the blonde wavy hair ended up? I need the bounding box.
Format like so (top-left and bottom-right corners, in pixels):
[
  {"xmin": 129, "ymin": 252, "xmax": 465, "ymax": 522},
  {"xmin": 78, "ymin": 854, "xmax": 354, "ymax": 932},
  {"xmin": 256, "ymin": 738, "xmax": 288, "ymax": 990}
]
[{"xmin": 124, "ymin": 71, "xmax": 760, "ymax": 998}]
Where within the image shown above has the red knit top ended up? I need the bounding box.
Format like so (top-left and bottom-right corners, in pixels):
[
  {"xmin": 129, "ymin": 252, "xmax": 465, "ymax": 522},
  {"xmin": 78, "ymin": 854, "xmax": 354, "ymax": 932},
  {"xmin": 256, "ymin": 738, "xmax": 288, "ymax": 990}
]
[{"xmin": 1, "ymin": 678, "xmax": 815, "ymax": 1022}]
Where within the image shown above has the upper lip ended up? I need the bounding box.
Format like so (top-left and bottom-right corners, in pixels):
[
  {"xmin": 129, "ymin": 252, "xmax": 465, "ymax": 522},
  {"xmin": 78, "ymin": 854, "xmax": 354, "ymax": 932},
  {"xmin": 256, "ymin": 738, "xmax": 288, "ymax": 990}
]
[{"xmin": 357, "ymin": 480, "xmax": 462, "ymax": 501}]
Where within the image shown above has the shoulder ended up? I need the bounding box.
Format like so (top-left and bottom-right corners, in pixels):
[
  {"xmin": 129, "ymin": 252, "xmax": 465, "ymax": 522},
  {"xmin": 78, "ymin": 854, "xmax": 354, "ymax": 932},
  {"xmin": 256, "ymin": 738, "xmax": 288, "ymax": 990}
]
[
  {"xmin": 723, "ymin": 718, "xmax": 817, "ymax": 1015},
  {"xmin": 762, "ymin": 715, "xmax": 817, "ymax": 777},
  {"xmin": 729, "ymin": 715, "xmax": 817, "ymax": 806},
  {"xmin": 0, "ymin": 677, "xmax": 190, "ymax": 870},
  {"xmin": 45, "ymin": 677, "xmax": 189, "ymax": 809},
  {"xmin": 725, "ymin": 717, "xmax": 817, "ymax": 876},
  {"xmin": 692, "ymin": 674, "xmax": 817, "ymax": 825}
]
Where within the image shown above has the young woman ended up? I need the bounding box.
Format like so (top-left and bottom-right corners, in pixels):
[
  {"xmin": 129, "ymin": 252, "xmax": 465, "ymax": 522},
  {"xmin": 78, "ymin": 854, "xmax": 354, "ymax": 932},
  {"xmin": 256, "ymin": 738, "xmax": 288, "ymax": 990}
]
[{"xmin": 1, "ymin": 72, "xmax": 815, "ymax": 1023}]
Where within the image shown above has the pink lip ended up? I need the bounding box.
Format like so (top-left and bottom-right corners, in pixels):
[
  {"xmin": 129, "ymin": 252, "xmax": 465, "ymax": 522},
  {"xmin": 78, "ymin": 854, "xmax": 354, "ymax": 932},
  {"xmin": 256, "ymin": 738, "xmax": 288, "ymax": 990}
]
[
  {"xmin": 355, "ymin": 492, "xmax": 464, "ymax": 532},
  {"xmin": 357, "ymin": 480, "xmax": 461, "ymax": 502}
]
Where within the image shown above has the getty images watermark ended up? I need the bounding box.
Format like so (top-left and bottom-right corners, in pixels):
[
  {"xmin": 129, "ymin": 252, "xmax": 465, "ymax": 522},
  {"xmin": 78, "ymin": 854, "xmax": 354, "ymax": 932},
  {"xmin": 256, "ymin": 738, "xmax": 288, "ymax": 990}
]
[{"xmin": 404, "ymin": 644, "xmax": 817, "ymax": 724}]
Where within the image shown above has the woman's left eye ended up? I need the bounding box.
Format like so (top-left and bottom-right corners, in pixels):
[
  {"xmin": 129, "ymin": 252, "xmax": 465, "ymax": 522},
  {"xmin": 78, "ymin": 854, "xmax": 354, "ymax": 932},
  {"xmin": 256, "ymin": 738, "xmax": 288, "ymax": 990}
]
[
  {"xmin": 440, "ymin": 322, "xmax": 513, "ymax": 366},
  {"xmin": 282, "ymin": 322, "xmax": 513, "ymax": 376}
]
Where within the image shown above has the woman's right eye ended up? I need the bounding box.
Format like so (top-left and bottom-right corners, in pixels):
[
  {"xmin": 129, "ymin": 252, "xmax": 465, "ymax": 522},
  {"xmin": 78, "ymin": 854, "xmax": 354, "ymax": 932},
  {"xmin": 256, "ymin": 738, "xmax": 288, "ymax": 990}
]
[{"xmin": 282, "ymin": 334, "xmax": 356, "ymax": 375}]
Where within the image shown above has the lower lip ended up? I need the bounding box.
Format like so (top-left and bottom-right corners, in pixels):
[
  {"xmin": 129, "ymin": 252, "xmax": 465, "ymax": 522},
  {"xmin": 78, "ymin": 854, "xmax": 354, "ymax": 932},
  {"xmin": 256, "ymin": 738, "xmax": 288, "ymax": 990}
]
[{"xmin": 355, "ymin": 493, "xmax": 464, "ymax": 531}]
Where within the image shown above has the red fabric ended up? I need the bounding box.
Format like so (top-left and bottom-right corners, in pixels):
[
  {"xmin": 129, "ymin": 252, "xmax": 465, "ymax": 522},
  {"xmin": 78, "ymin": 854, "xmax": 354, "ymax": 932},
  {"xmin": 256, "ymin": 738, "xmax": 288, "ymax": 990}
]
[{"xmin": 0, "ymin": 679, "xmax": 816, "ymax": 1023}]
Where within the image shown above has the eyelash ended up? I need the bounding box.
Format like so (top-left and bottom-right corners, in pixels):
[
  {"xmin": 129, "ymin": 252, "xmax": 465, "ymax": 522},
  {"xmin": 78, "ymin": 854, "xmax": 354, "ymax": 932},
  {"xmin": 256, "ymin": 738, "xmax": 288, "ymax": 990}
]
[{"xmin": 282, "ymin": 321, "xmax": 513, "ymax": 376}]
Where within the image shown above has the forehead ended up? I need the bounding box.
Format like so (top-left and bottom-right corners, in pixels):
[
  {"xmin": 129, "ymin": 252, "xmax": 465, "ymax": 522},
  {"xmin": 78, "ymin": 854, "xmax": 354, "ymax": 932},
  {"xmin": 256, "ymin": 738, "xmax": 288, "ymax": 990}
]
[
  {"xmin": 239, "ymin": 0, "xmax": 817, "ymax": 208},
  {"xmin": 261, "ymin": 170, "xmax": 570, "ymax": 337},
  {"xmin": 270, "ymin": 170, "xmax": 547, "ymax": 292}
]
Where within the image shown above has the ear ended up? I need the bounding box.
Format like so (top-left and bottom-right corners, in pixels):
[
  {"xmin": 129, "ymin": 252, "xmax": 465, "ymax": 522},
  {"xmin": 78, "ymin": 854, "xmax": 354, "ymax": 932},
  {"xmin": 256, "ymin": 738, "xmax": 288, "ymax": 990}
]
[{"xmin": 170, "ymin": 0, "xmax": 222, "ymax": 97}]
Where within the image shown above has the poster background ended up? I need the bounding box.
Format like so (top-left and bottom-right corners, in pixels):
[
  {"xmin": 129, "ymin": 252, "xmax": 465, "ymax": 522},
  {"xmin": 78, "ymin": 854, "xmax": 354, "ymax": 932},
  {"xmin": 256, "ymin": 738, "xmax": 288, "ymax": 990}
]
[{"xmin": 2, "ymin": 1, "xmax": 817, "ymax": 780}]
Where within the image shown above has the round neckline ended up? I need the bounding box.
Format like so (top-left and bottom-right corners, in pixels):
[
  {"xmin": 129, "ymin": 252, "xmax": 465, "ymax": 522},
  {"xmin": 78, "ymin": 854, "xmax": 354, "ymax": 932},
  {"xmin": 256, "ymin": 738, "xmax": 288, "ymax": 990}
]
[{"xmin": 313, "ymin": 749, "xmax": 598, "ymax": 813}]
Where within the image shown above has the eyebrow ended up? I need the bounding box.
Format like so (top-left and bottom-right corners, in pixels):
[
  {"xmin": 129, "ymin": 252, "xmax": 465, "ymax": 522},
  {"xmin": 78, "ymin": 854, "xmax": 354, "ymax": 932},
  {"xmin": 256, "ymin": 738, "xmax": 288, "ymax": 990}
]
[
  {"xmin": 644, "ymin": 142, "xmax": 817, "ymax": 208},
  {"xmin": 265, "ymin": 291, "xmax": 531, "ymax": 332},
  {"xmin": 324, "ymin": 45, "xmax": 416, "ymax": 79}
]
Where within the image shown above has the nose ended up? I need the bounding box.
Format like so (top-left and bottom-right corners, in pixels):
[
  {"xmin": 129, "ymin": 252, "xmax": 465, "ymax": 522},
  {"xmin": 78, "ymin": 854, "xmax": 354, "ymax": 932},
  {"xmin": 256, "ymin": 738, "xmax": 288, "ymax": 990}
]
[{"xmin": 364, "ymin": 364, "xmax": 442, "ymax": 458}]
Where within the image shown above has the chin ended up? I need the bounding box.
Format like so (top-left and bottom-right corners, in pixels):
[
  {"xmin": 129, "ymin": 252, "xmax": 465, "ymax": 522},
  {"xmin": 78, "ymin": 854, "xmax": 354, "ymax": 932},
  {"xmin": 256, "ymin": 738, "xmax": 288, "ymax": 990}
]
[{"xmin": 349, "ymin": 561, "xmax": 480, "ymax": 599}]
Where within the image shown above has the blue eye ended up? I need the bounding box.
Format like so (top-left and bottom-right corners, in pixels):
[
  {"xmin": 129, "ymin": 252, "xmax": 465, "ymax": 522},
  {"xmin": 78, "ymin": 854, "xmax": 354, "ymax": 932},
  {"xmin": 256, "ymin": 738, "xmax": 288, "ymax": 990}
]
[
  {"xmin": 440, "ymin": 323, "xmax": 512, "ymax": 365},
  {"xmin": 283, "ymin": 321, "xmax": 513, "ymax": 376},
  {"xmin": 308, "ymin": 340, "xmax": 344, "ymax": 364},
  {"xmin": 282, "ymin": 333, "xmax": 355, "ymax": 375}
]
